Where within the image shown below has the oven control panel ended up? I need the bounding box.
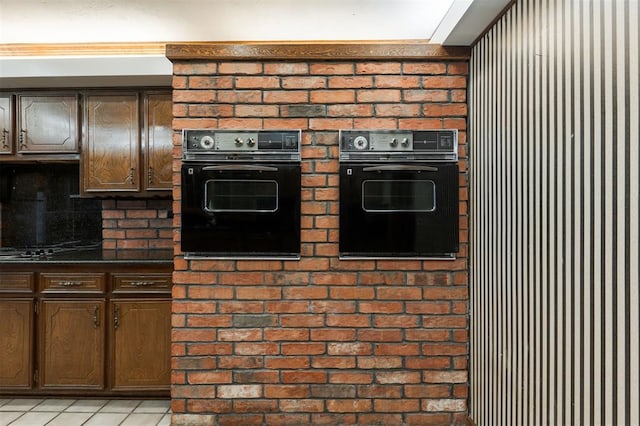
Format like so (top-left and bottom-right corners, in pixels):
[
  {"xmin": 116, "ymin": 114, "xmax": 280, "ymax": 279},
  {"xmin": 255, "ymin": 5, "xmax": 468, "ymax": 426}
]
[
  {"xmin": 339, "ymin": 130, "xmax": 457, "ymax": 161},
  {"xmin": 183, "ymin": 130, "xmax": 300, "ymax": 154}
]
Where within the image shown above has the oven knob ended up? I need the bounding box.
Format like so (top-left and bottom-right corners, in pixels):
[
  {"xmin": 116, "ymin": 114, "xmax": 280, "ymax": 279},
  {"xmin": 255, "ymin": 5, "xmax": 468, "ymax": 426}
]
[
  {"xmin": 401, "ymin": 137, "xmax": 409, "ymax": 146},
  {"xmin": 389, "ymin": 138, "xmax": 398, "ymax": 147},
  {"xmin": 235, "ymin": 137, "xmax": 244, "ymax": 146},
  {"xmin": 200, "ymin": 135, "xmax": 215, "ymax": 149},
  {"xmin": 247, "ymin": 137, "xmax": 256, "ymax": 147},
  {"xmin": 353, "ymin": 136, "xmax": 368, "ymax": 150}
]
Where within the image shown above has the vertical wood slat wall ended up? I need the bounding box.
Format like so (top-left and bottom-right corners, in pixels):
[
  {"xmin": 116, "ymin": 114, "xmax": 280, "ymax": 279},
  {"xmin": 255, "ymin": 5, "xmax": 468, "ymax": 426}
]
[{"xmin": 469, "ymin": 0, "xmax": 639, "ymax": 424}]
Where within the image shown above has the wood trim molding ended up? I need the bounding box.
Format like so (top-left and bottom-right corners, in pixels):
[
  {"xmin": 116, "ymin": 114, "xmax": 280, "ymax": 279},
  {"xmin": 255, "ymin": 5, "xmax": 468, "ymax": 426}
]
[
  {"xmin": 165, "ymin": 41, "xmax": 471, "ymax": 61},
  {"xmin": 0, "ymin": 43, "xmax": 167, "ymax": 57}
]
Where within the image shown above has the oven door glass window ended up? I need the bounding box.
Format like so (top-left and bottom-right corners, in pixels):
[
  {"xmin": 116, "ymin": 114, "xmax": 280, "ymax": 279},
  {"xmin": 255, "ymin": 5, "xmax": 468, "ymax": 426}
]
[
  {"xmin": 204, "ymin": 179, "xmax": 278, "ymax": 212},
  {"xmin": 362, "ymin": 179, "xmax": 435, "ymax": 212}
]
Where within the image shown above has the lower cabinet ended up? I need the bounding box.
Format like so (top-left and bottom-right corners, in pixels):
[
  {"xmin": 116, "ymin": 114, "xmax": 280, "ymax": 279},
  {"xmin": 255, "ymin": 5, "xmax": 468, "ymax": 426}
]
[
  {"xmin": 39, "ymin": 300, "xmax": 106, "ymax": 389},
  {"xmin": 0, "ymin": 266, "xmax": 171, "ymax": 396},
  {"xmin": 112, "ymin": 300, "xmax": 171, "ymax": 390},
  {"xmin": 0, "ymin": 299, "xmax": 33, "ymax": 389}
]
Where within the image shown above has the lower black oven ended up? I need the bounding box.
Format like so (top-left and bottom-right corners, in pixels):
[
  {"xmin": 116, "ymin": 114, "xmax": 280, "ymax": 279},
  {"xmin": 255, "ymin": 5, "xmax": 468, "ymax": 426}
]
[
  {"xmin": 339, "ymin": 130, "xmax": 459, "ymax": 258},
  {"xmin": 181, "ymin": 130, "xmax": 301, "ymax": 258}
]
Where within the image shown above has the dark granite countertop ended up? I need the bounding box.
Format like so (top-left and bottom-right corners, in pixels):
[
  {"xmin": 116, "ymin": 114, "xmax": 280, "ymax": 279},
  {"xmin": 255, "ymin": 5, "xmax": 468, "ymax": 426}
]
[{"xmin": 0, "ymin": 248, "xmax": 174, "ymax": 264}]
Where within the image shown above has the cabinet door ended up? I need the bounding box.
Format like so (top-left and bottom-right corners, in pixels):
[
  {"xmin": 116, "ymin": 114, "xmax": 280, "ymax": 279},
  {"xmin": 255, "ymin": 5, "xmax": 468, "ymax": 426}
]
[
  {"xmin": 0, "ymin": 299, "xmax": 33, "ymax": 389},
  {"xmin": 83, "ymin": 94, "xmax": 140, "ymax": 192},
  {"xmin": 144, "ymin": 93, "xmax": 173, "ymax": 191},
  {"xmin": 39, "ymin": 299, "xmax": 105, "ymax": 389},
  {"xmin": 0, "ymin": 94, "xmax": 12, "ymax": 155},
  {"xmin": 111, "ymin": 299, "xmax": 171, "ymax": 390},
  {"xmin": 17, "ymin": 94, "xmax": 79, "ymax": 153}
]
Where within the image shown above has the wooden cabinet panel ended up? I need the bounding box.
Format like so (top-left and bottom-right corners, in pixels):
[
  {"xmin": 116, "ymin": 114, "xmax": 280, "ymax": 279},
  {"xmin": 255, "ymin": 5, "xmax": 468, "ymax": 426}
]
[
  {"xmin": 40, "ymin": 273, "xmax": 105, "ymax": 293},
  {"xmin": 112, "ymin": 273, "xmax": 171, "ymax": 293},
  {"xmin": 83, "ymin": 94, "xmax": 140, "ymax": 192},
  {"xmin": 0, "ymin": 300, "xmax": 33, "ymax": 389},
  {"xmin": 0, "ymin": 94, "xmax": 12, "ymax": 154},
  {"xmin": 111, "ymin": 299, "xmax": 171, "ymax": 390},
  {"xmin": 17, "ymin": 94, "xmax": 79, "ymax": 153},
  {"xmin": 0, "ymin": 272, "xmax": 34, "ymax": 292},
  {"xmin": 145, "ymin": 93, "xmax": 173, "ymax": 191},
  {"xmin": 39, "ymin": 299, "xmax": 105, "ymax": 389}
]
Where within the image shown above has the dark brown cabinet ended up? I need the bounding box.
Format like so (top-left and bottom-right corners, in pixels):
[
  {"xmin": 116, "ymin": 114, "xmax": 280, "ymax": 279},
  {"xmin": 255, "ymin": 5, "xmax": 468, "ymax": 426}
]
[
  {"xmin": 0, "ymin": 93, "xmax": 13, "ymax": 155},
  {"xmin": 39, "ymin": 300, "xmax": 105, "ymax": 389},
  {"xmin": 82, "ymin": 91, "xmax": 172, "ymax": 195},
  {"xmin": 0, "ymin": 265, "xmax": 171, "ymax": 396},
  {"xmin": 111, "ymin": 300, "xmax": 171, "ymax": 390},
  {"xmin": 144, "ymin": 92, "xmax": 173, "ymax": 191},
  {"xmin": 17, "ymin": 94, "xmax": 79, "ymax": 154},
  {"xmin": 0, "ymin": 299, "xmax": 33, "ymax": 389},
  {"xmin": 83, "ymin": 93, "xmax": 140, "ymax": 193}
]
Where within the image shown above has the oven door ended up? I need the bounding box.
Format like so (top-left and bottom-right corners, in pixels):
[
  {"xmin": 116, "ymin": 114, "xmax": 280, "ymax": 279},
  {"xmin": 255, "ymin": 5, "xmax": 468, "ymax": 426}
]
[
  {"xmin": 339, "ymin": 162, "xmax": 459, "ymax": 258},
  {"xmin": 181, "ymin": 162, "xmax": 301, "ymax": 258}
]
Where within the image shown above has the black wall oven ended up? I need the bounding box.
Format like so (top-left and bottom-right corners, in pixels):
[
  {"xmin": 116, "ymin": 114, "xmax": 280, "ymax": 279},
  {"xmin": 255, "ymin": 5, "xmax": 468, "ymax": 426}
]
[
  {"xmin": 181, "ymin": 130, "xmax": 301, "ymax": 259},
  {"xmin": 339, "ymin": 130, "xmax": 459, "ymax": 259}
]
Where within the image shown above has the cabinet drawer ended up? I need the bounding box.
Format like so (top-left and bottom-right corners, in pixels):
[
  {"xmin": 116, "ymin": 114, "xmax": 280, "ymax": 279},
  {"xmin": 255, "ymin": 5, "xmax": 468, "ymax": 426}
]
[
  {"xmin": 41, "ymin": 273, "xmax": 105, "ymax": 293},
  {"xmin": 112, "ymin": 273, "xmax": 171, "ymax": 293},
  {"xmin": 0, "ymin": 273, "xmax": 34, "ymax": 292}
]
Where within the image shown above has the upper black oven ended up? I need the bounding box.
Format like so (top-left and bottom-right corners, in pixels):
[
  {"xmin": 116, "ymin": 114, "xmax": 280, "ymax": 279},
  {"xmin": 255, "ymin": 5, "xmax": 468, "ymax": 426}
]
[
  {"xmin": 339, "ymin": 130, "xmax": 459, "ymax": 259},
  {"xmin": 181, "ymin": 130, "xmax": 301, "ymax": 259}
]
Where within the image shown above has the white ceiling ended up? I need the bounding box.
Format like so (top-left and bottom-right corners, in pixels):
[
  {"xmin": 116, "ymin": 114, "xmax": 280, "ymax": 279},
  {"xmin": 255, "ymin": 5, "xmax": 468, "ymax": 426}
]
[{"xmin": 0, "ymin": 0, "xmax": 510, "ymax": 87}]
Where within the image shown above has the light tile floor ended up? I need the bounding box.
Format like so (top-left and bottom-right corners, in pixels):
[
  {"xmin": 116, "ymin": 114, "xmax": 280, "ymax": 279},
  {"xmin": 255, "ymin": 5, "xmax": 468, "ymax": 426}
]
[{"xmin": 0, "ymin": 398, "xmax": 171, "ymax": 426}]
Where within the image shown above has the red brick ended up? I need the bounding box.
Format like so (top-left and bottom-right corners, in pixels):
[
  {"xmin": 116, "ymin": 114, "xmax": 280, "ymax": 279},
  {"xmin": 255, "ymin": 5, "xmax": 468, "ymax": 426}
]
[
  {"xmin": 234, "ymin": 105, "xmax": 279, "ymax": 117},
  {"xmin": 189, "ymin": 104, "xmax": 233, "ymax": 117},
  {"xmin": 329, "ymin": 372, "xmax": 373, "ymax": 385},
  {"xmin": 234, "ymin": 343, "xmax": 279, "ymax": 355},
  {"xmin": 374, "ymin": 399, "xmax": 420, "ymax": 412},
  {"xmin": 377, "ymin": 287, "xmax": 422, "ymax": 300},
  {"xmin": 282, "ymin": 76, "xmax": 326, "ymax": 89},
  {"xmin": 375, "ymin": 103, "xmax": 421, "ymax": 117},
  {"xmin": 375, "ymin": 371, "xmax": 421, "ymax": 384},
  {"xmin": 266, "ymin": 357, "xmax": 310, "ymax": 369},
  {"xmin": 264, "ymin": 414, "xmax": 311, "ymax": 425},
  {"xmin": 310, "ymin": 90, "xmax": 355, "ymax": 103},
  {"xmin": 359, "ymin": 302, "xmax": 403, "ymax": 314},
  {"xmin": 358, "ymin": 329, "xmax": 403, "ymax": 342},
  {"xmin": 236, "ymin": 287, "xmax": 281, "ymax": 300},
  {"xmin": 422, "ymin": 315, "xmax": 467, "ymax": 328},
  {"xmin": 326, "ymin": 399, "xmax": 372, "ymax": 412},
  {"xmin": 311, "ymin": 414, "xmax": 357, "ymax": 425},
  {"xmin": 186, "ymin": 400, "xmax": 232, "ymax": 413},
  {"xmin": 189, "ymin": 76, "xmax": 234, "ymax": 89},
  {"xmin": 373, "ymin": 315, "xmax": 419, "ymax": 328},
  {"xmin": 279, "ymin": 399, "xmax": 324, "ymax": 412},
  {"xmin": 406, "ymin": 301, "xmax": 451, "ymax": 314},
  {"xmin": 235, "ymin": 76, "xmax": 280, "ymax": 89},
  {"xmin": 375, "ymin": 75, "xmax": 421, "ymax": 88},
  {"xmin": 187, "ymin": 315, "xmax": 232, "ymax": 328},
  {"xmin": 218, "ymin": 62, "xmax": 262, "ymax": 74},
  {"xmin": 406, "ymin": 329, "xmax": 450, "ymax": 342},
  {"xmin": 423, "ymin": 103, "xmax": 467, "ymax": 117},
  {"xmin": 327, "ymin": 104, "xmax": 374, "ymax": 117},
  {"xmin": 423, "ymin": 76, "xmax": 467, "ymax": 89},
  {"xmin": 357, "ymin": 385, "xmax": 402, "ymax": 399},
  {"xmin": 356, "ymin": 62, "xmax": 401, "ymax": 74},
  {"xmin": 217, "ymin": 414, "xmax": 263, "ymax": 426},
  {"xmin": 187, "ymin": 371, "xmax": 232, "ymax": 384},
  {"xmin": 174, "ymin": 62, "xmax": 217, "ymax": 75},
  {"xmin": 405, "ymin": 384, "xmax": 451, "ymax": 398},
  {"xmin": 423, "ymin": 398, "xmax": 466, "ymax": 412},
  {"xmin": 356, "ymin": 89, "xmax": 401, "ymax": 103},
  {"xmin": 357, "ymin": 357, "xmax": 402, "ymax": 369},
  {"xmin": 422, "ymin": 343, "xmax": 467, "ymax": 356},
  {"xmin": 263, "ymin": 90, "xmax": 308, "ymax": 103},
  {"xmin": 218, "ymin": 329, "xmax": 262, "ymax": 341},
  {"xmin": 265, "ymin": 328, "xmax": 309, "ymax": 341},
  {"xmin": 173, "ymin": 90, "xmax": 215, "ymax": 103},
  {"xmin": 327, "ymin": 342, "xmax": 371, "ymax": 356},
  {"xmin": 423, "ymin": 370, "xmax": 468, "ymax": 383},
  {"xmin": 406, "ymin": 413, "xmax": 453, "ymax": 425},
  {"xmin": 264, "ymin": 384, "xmax": 310, "ymax": 398},
  {"xmin": 328, "ymin": 76, "xmax": 373, "ymax": 88},
  {"xmin": 311, "ymin": 356, "xmax": 356, "ymax": 369},
  {"xmin": 264, "ymin": 63, "xmax": 309, "ymax": 74},
  {"xmin": 233, "ymin": 400, "xmax": 278, "ymax": 413},
  {"xmin": 329, "ymin": 287, "xmax": 374, "ymax": 299},
  {"xmin": 374, "ymin": 343, "xmax": 420, "ymax": 356},
  {"xmin": 282, "ymin": 343, "xmax": 326, "ymax": 355},
  {"xmin": 448, "ymin": 62, "xmax": 469, "ymax": 75},
  {"xmin": 281, "ymin": 371, "xmax": 326, "ymax": 383},
  {"xmin": 310, "ymin": 63, "xmax": 354, "ymax": 74},
  {"xmin": 403, "ymin": 62, "xmax": 447, "ymax": 75}
]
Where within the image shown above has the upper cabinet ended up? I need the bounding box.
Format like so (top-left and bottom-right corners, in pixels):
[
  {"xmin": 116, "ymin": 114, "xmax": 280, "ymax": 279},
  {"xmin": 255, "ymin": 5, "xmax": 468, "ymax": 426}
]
[
  {"xmin": 83, "ymin": 93, "xmax": 140, "ymax": 193},
  {"xmin": 0, "ymin": 94, "xmax": 13, "ymax": 155},
  {"xmin": 17, "ymin": 94, "xmax": 80, "ymax": 154},
  {"xmin": 144, "ymin": 92, "xmax": 173, "ymax": 191},
  {"xmin": 82, "ymin": 90, "xmax": 172, "ymax": 196}
]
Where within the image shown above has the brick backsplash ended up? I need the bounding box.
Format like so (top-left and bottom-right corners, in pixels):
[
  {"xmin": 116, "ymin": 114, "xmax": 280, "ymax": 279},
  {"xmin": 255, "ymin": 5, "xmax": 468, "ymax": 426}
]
[
  {"xmin": 171, "ymin": 57, "xmax": 469, "ymax": 425},
  {"xmin": 101, "ymin": 199, "xmax": 172, "ymax": 250}
]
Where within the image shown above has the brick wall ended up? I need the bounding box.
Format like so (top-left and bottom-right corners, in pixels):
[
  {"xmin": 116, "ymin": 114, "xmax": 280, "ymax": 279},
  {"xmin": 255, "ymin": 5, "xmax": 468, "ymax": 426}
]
[
  {"xmin": 101, "ymin": 199, "xmax": 173, "ymax": 250},
  {"xmin": 171, "ymin": 57, "xmax": 469, "ymax": 425}
]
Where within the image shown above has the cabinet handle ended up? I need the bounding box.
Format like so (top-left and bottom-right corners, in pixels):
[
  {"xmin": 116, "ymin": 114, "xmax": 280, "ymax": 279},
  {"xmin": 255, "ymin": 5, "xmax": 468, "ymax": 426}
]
[
  {"xmin": 19, "ymin": 129, "xmax": 26, "ymax": 149},
  {"xmin": 114, "ymin": 305, "xmax": 119, "ymax": 329},
  {"xmin": 128, "ymin": 168, "xmax": 135, "ymax": 185},
  {"xmin": 1, "ymin": 128, "xmax": 8, "ymax": 149},
  {"xmin": 59, "ymin": 281, "xmax": 82, "ymax": 287},
  {"xmin": 92, "ymin": 306, "xmax": 100, "ymax": 329},
  {"xmin": 148, "ymin": 167, "xmax": 154, "ymax": 186},
  {"xmin": 131, "ymin": 281, "xmax": 154, "ymax": 286}
]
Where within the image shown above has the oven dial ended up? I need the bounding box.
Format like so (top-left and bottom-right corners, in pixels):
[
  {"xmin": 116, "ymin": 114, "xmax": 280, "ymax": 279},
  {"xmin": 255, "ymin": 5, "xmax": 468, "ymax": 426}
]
[
  {"xmin": 247, "ymin": 137, "xmax": 256, "ymax": 147},
  {"xmin": 235, "ymin": 137, "xmax": 244, "ymax": 146},
  {"xmin": 353, "ymin": 136, "xmax": 369, "ymax": 150},
  {"xmin": 389, "ymin": 138, "xmax": 398, "ymax": 147},
  {"xmin": 200, "ymin": 135, "xmax": 215, "ymax": 149},
  {"xmin": 401, "ymin": 137, "xmax": 409, "ymax": 147}
]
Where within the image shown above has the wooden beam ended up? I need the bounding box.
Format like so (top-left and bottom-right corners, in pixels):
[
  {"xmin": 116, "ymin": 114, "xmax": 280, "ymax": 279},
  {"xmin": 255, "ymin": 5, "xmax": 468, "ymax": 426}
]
[
  {"xmin": 0, "ymin": 43, "xmax": 167, "ymax": 57},
  {"xmin": 165, "ymin": 41, "xmax": 471, "ymax": 61}
]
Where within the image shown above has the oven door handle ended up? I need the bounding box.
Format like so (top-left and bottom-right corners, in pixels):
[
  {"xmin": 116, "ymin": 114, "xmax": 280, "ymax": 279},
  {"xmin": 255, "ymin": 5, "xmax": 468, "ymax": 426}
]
[
  {"xmin": 202, "ymin": 165, "xmax": 279, "ymax": 172},
  {"xmin": 362, "ymin": 165, "xmax": 439, "ymax": 172}
]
